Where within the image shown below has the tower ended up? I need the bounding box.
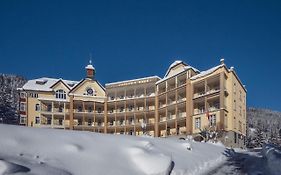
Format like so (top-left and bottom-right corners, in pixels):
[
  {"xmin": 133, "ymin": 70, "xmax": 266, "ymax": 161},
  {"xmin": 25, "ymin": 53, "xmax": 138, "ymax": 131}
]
[{"xmin": 85, "ymin": 60, "xmax": 95, "ymax": 79}]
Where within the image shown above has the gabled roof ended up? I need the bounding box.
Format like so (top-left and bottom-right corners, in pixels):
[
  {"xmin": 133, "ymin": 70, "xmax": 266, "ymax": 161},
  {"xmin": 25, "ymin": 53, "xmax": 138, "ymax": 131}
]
[
  {"xmin": 50, "ymin": 79, "xmax": 71, "ymax": 90},
  {"xmin": 69, "ymin": 78, "xmax": 105, "ymax": 94},
  {"xmin": 164, "ymin": 60, "xmax": 200, "ymax": 78},
  {"xmin": 22, "ymin": 77, "xmax": 79, "ymax": 92}
]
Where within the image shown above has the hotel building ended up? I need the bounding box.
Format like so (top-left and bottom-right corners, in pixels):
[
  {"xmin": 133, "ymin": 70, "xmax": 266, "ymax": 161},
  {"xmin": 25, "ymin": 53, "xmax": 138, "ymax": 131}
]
[{"xmin": 18, "ymin": 59, "xmax": 247, "ymax": 147}]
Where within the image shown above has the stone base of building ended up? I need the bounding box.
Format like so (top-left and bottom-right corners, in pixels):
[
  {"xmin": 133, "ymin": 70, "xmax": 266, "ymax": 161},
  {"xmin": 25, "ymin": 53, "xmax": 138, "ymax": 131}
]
[{"xmin": 219, "ymin": 131, "xmax": 246, "ymax": 149}]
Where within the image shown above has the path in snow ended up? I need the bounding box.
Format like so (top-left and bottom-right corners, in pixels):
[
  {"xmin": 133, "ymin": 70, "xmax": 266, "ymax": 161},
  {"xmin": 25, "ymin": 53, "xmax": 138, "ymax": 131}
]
[{"xmin": 207, "ymin": 148, "xmax": 268, "ymax": 175}]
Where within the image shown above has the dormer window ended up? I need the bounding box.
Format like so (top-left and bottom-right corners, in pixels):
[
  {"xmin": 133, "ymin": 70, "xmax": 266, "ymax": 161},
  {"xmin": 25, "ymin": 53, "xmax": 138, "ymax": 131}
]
[{"xmin": 55, "ymin": 89, "xmax": 66, "ymax": 99}]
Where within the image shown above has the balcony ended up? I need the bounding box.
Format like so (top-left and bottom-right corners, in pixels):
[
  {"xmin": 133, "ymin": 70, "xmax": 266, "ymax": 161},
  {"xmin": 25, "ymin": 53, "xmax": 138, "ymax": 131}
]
[
  {"xmin": 167, "ymin": 114, "xmax": 176, "ymax": 120},
  {"xmin": 194, "ymin": 108, "xmax": 205, "ymax": 115},
  {"xmin": 178, "ymin": 112, "xmax": 186, "ymax": 118}
]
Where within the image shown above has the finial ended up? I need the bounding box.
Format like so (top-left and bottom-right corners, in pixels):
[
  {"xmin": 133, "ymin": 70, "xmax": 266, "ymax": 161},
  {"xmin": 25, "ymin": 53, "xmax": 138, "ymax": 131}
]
[{"xmin": 89, "ymin": 53, "xmax": 92, "ymax": 65}]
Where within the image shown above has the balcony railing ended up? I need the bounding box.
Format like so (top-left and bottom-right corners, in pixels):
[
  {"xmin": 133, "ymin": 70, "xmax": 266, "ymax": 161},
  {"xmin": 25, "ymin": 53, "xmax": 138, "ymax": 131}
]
[{"xmin": 108, "ymin": 93, "xmax": 156, "ymax": 101}]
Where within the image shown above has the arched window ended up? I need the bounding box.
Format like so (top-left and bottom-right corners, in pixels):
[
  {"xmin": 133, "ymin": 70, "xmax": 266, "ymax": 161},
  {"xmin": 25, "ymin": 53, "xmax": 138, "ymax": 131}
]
[{"xmin": 55, "ymin": 89, "xmax": 66, "ymax": 99}]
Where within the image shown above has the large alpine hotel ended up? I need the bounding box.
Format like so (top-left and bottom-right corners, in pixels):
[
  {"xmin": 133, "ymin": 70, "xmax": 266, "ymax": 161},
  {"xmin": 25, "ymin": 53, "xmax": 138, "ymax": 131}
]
[{"xmin": 18, "ymin": 59, "xmax": 246, "ymax": 147}]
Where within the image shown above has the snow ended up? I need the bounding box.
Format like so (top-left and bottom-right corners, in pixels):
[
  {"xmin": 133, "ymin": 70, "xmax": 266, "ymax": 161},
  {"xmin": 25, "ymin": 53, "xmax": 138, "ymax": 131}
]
[
  {"xmin": 165, "ymin": 60, "xmax": 200, "ymax": 77},
  {"xmin": 190, "ymin": 65, "xmax": 223, "ymax": 80},
  {"xmin": 262, "ymin": 144, "xmax": 281, "ymax": 175},
  {"xmin": 85, "ymin": 64, "xmax": 95, "ymax": 70},
  {"xmin": 22, "ymin": 77, "xmax": 79, "ymax": 92},
  {"xmin": 105, "ymin": 76, "xmax": 161, "ymax": 87},
  {"xmin": 156, "ymin": 65, "xmax": 200, "ymax": 84},
  {"xmin": 0, "ymin": 124, "xmax": 226, "ymax": 175}
]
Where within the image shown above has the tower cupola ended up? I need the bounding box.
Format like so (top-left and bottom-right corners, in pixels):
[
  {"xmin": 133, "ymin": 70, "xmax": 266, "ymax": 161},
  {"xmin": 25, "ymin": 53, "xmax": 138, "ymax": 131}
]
[{"xmin": 85, "ymin": 60, "xmax": 95, "ymax": 79}]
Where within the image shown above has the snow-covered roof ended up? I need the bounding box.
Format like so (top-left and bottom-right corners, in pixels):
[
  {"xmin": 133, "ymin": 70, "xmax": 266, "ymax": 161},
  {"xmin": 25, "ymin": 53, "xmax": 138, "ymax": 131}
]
[
  {"xmin": 164, "ymin": 60, "xmax": 199, "ymax": 78},
  {"xmin": 105, "ymin": 76, "xmax": 161, "ymax": 87},
  {"xmin": 85, "ymin": 64, "xmax": 95, "ymax": 70},
  {"xmin": 190, "ymin": 65, "xmax": 223, "ymax": 80},
  {"xmin": 22, "ymin": 77, "xmax": 79, "ymax": 92},
  {"xmin": 156, "ymin": 64, "xmax": 200, "ymax": 84}
]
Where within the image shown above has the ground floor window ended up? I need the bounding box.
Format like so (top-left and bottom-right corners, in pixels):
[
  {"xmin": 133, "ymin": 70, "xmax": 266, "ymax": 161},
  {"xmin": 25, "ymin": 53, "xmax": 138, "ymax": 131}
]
[
  {"xmin": 47, "ymin": 118, "xmax": 51, "ymax": 125},
  {"xmin": 20, "ymin": 117, "xmax": 26, "ymax": 124},
  {"xmin": 209, "ymin": 114, "xmax": 216, "ymax": 126},
  {"xmin": 20, "ymin": 103, "xmax": 26, "ymax": 111},
  {"xmin": 35, "ymin": 116, "xmax": 40, "ymax": 124},
  {"xmin": 195, "ymin": 117, "xmax": 201, "ymax": 129}
]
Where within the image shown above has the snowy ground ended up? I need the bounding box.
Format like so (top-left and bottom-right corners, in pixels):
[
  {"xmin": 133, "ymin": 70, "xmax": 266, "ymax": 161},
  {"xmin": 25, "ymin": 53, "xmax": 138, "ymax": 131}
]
[
  {"xmin": 1, "ymin": 124, "xmax": 280, "ymax": 175},
  {"xmin": 206, "ymin": 146, "xmax": 281, "ymax": 175},
  {"xmin": 0, "ymin": 124, "xmax": 226, "ymax": 175}
]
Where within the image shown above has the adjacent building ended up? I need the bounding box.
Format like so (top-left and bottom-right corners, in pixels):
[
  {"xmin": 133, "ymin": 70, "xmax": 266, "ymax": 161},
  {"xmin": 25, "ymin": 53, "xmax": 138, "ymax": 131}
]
[{"xmin": 18, "ymin": 59, "xmax": 247, "ymax": 147}]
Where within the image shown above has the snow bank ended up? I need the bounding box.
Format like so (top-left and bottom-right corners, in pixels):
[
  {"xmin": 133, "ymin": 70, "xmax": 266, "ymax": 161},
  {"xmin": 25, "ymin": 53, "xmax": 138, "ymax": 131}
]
[
  {"xmin": 262, "ymin": 144, "xmax": 281, "ymax": 175},
  {"xmin": 0, "ymin": 124, "xmax": 225, "ymax": 175}
]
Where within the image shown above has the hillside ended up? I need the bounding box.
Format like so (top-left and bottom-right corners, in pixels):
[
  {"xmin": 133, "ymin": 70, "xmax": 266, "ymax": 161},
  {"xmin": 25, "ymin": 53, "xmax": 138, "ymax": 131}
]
[
  {"xmin": 0, "ymin": 74, "xmax": 27, "ymax": 124},
  {"xmin": 247, "ymin": 107, "xmax": 281, "ymax": 147}
]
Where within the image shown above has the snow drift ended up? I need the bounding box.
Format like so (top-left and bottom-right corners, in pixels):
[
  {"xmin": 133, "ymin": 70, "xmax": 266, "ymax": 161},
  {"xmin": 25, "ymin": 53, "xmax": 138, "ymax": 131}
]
[{"xmin": 0, "ymin": 124, "xmax": 225, "ymax": 175}]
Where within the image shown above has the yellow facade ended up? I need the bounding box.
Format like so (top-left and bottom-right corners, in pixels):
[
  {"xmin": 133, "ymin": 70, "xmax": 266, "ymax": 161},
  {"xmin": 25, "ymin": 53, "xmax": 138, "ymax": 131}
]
[{"xmin": 18, "ymin": 59, "xmax": 247, "ymax": 147}]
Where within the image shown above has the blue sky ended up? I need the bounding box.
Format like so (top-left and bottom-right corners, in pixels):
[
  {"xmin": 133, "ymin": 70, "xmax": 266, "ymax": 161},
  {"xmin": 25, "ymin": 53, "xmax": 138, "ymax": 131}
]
[{"xmin": 0, "ymin": 0, "xmax": 280, "ymax": 111}]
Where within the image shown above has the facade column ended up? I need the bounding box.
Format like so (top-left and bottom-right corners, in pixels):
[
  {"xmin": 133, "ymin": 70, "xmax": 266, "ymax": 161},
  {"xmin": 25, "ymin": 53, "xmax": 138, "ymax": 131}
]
[
  {"xmin": 186, "ymin": 79, "xmax": 193, "ymax": 135},
  {"xmin": 51, "ymin": 101, "xmax": 54, "ymax": 128},
  {"xmin": 219, "ymin": 72, "xmax": 225, "ymax": 130},
  {"xmin": 175, "ymin": 77, "xmax": 178, "ymax": 134},
  {"xmin": 104, "ymin": 98, "xmax": 108, "ymax": 134},
  {"xmin": 63, "ymin": 102, "xmax": 66, "ymax": 129},
  {"xmin": 69, "ymin": 95, "xmax": 74, "ymax": 130},
  {"xmin": 82, "ymin": 101, "xmax": 85, "ymax": 130},
  {"xmin": 154, "ymin": 86, "xmax": 159, "ymax": 137}
]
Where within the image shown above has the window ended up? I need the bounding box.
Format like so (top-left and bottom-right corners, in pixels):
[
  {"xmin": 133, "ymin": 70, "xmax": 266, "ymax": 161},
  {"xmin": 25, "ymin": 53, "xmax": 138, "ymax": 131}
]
[
  {"xmin": 35, "ymin": 116, "xmax": 40, "ymax": 124},
  {"xmin": 55, "ymin": 89, "xmax": 66, "ymax": 99},
  {"xmin": 86, "ymin": 87, "xmax": 95, "ymax": 96},
  {"xmin": 35, "ymin": 104, "xmax": 40, "ymax": 111},
  {"xmin": 20, "ymin": 103, "xmax": 26, "ymax": 111},
  {"xmin": 78, "ymin": 106, "xmax": 82, "ymax": 112},
  {"xmin": 20, "ymin": 92, "xmax": 26, "ymax": 98},
  {"xmin": 47, "ymin": 105, "xmax": 52, "ymax": 112},
  {"xmin": 209, "ymin": 114, "xmax": 216, "ymax": 126},
  {"xmin": 47, "ymin": 118, "xmax": 51, "ymax": 125},
  {"xmin": 88, "ymin": 119, "xmax": 92, "ymax": 126},
  {"xmin": 59, "ymin": 105, "xmax": 63, "ymax": 112},
  {"xmin": 120, "ymin": 107, "xmax": 124, "ymax": 112},
  {"xmin": 88, "ymin": 107, "xmax": 92, "ymax": 112},
  {"xmin": 195, "ymin": 117, "xmax": 201, "ymax": 129},
  {"xmin": 59, "ymin": 119, "xmax": 63, "ymax": 125},
  {"xmin": 20, "ymin": 117, "xmax": 26, "ymax": 124},
  {"xmin": 29, "ymin": 93, "xmax": 38, "ymax": 98}
]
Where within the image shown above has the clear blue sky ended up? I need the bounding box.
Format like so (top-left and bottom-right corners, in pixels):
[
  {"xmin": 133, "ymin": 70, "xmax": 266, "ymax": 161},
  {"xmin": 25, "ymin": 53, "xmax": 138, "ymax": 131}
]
[{"xmin": 0, "ymin": 0, "xmax": 280, "ymax": 111}]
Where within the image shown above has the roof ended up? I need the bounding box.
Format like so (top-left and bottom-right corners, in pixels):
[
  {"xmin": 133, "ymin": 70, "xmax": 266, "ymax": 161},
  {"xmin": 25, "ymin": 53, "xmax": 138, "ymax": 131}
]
[
  {"xmin": 190, "ymin": 65, "xmax": 224, "ymax": 80},
  {"xmin": 156, "ymin": 65, "xmax": 200, "ymax": 84},
  {"xmin": 22, "ymin": 77, "xmax": 79, "ymax": 92},
  {"xmin": 164, "ymin": 60, "xmax": 200, "ymax": 78},
  {"xmin": 85, "ymin": 64, "xmax": 95, "ymax": 70},
  {"xmin": 69, "ymin": 78, "xmax": 105, "ymax": 93},
  {"xmin": 105, "ymin": 76, "xmax": 161, "ymax": 87}
]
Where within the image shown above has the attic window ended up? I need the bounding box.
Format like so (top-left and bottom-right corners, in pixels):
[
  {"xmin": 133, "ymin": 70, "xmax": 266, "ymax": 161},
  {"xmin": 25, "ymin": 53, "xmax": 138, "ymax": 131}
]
[{"xmin": 36, "ymin": 79, "xmax": 48, "ymax": 85}]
